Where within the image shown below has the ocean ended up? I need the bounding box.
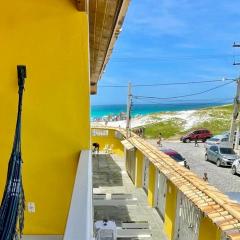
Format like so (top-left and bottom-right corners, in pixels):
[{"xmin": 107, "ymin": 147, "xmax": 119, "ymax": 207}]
[{"xmin": 91, "ymin": 102, "xmax": 229, "ymax": 119}]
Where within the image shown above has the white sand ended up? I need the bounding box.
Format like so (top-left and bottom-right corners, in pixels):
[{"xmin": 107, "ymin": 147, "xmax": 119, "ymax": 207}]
[{"xmin": 91, "ymin": 109, "xmax": 211, "ymax": 130}]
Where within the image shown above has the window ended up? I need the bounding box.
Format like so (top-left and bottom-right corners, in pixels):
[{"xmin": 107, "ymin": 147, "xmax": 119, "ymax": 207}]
[
  {"xmin": 171, "ymin": 154, "xmax": 184, "ymax": 162},
  {"xmin": 210, "ymin": 146, "xmax": 218, "ymax": 152},
  {"xmin": 209, "ymin": 137, "xmax": 220, "ymax": 142},
  {"xmin": 221, "ymin": 138, "xmax": 228, "ymax": 142},
  {"xmin": 220, "ymin": 148, "xmax": 235, "ymax": 154},
  {"xmin": 92, "ymin": 129, "xmax": 109, "ymax": 136}
]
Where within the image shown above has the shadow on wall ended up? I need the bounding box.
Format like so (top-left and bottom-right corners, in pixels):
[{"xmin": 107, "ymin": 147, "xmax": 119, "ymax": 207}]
[
  {"xmin": 92, "ymin": 154, "xmax": 123, "ymax": 188},
  {"xmin": 68, "ymin": 0, "xmax": 78, "ymax": 9}
]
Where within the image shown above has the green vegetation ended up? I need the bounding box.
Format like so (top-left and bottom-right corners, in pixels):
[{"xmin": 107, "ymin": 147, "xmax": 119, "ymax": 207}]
[
  {"xmin": 189, "ymin": 119, "xmax": 231, "ymax": 136},
  {"xmin": 143, "ymin": 104, "xmax": 233, "ymax": 139},
  {"xmin": 190, "ymin": 104, "xmax": 232, "ymax": 135},
  {"xmin": 144, "ymin": 118, "xmax": 185, "ymax": 139},
  {"xmin": 195, "ymin": 104, "xmax": 233, "ymax": 118}
]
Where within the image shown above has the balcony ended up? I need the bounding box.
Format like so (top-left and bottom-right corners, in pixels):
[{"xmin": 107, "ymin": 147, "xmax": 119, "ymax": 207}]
[
  {"xmin": 91, "ymin": 127, "xmax": 240, "ymax": 240},
  {"xmin": 93, "ymin": 153, "xmax": 167, "ymax": 239}
]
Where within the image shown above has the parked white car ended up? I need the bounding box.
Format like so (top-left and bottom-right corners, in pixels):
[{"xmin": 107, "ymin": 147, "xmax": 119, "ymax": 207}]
[
  {"xmin": 232, "ymin": 159, "xmax": 240, "ymax": 175},
  {"xmin": 205, "ymin": 135, "xmax": 229, "ymax": 149}
]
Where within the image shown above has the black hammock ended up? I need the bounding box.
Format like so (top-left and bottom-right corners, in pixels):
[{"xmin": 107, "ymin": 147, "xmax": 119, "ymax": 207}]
[{"xmin": 0, "ymin": 65, "xmax": 26, "ymax": 240}]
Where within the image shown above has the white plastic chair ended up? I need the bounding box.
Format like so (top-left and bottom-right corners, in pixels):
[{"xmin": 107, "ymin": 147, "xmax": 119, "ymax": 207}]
[
  {"xmin": 108, "ymin": 144, "xmax": 114, "ymax": 154},
  {"xmin": 103, "ymin": 144, "xmax": 109, "ymax": 153}
]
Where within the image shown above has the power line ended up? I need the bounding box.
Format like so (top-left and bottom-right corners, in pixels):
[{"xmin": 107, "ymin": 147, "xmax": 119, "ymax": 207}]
[
  {"xmin": 98, "ymin": 78, "xmax": 236, "ymax": 88},
  {"xmin": 133, "ymin": 79, "xmax": 234, "ymax": 87},
  {"xmin": 133, "ymin": 97, "xmax": 234, "ymax": 104},
  {"xmin": 133, "ymin": 80, "xmax": 235, "ymax": 100},
  {"xmin": 106, "ymin": 53, "xmax": 240, "ymax": 62}
]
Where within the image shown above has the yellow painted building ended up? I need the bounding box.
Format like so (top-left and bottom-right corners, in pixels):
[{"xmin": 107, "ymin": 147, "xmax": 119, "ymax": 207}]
[
  {"xmin": 92, "ymin": 129, "xmax": 124, "ymax": 156},
  {"xmin": 1, "ymin": 1, "xmax": 240, "ymax": 239},
  {"xmin": 91, "ymin": 127, "xmax": 240, "ymax": 240},
  {"xmin": 164, "ymin": 181, "xmax": 177, "ymax": 240},
  {"xmin": 0, "ymin": 0, "xmax": 130, "ymax": 237}
]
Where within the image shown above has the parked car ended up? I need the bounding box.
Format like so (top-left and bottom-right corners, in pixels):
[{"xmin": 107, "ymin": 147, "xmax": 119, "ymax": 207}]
[
  {"xmin": 205, "ymin": 145, "xmax": 240, "ymax": 167},
  {"xmin": 232, "ymin": 159, "xmax": 240, "ymax": 175},
  {"xmin": 160, "ymin": 148, "xmax": 185, "ymax": 166},
  {"xmin": 220, "ymin": 131, "xmax": 240, "ymax": 145},
  {"xmin": 180, "ymin": 129, "xmax": 212, "ymax": 143},
  {"xmin": 205, "ymin": 135, "xmax": 229, "ymax": 149}
]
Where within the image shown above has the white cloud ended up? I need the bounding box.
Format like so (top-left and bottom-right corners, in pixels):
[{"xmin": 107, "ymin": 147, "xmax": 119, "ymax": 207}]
[{"xmin": 125, "ymin": 0, "xmax": 187, "ymax": 36}]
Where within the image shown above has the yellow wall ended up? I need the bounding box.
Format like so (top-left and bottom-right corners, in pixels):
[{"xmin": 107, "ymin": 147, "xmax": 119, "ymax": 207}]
[
  {"xmin": 148, "ymin": 162, "xmax": 156, "ymax": 207},
  {"xmin": 0, "ymin": 1, "xmax": 90, "ymax": 234},
  {"xmin": 91, "ymin": 129, "xmax": 124, "ymax": 155},
  {"xmin": 198, "ymin": 217, "xmax": 222, "ymax": 240},
  {"xmin": 164, "ymin": 181, "xmax": 177, "ymax": 240},
  {"xmin": 135, "ymin": 150, "xmax": 144, "ymax": 187}
]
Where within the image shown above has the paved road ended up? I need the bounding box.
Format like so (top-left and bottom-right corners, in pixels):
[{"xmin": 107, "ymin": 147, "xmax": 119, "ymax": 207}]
[{"xmin": 148, "ymin": 139, "xmax": 240, "ymax": 193}]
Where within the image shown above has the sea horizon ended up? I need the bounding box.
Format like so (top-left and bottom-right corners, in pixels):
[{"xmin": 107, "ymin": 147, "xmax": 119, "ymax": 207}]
[{"xmin": 91, "ymin": 101, "xmax": 231, "ymax": 119}]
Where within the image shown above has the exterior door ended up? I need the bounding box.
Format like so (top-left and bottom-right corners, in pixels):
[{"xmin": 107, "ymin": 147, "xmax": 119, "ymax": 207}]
[
  {"xmin": 143, "ymin": 157, "xmax": 149, "ymax": 193},
  {"xmin": 129, "ymin": 149, "xmax": 136, "ymax": 183},
  {"xmin": 174, "ymin": 192, "xmax": 201, "ymax": 240},
  {"xmin": 208, "ymin": 146, "xmax": 217, "ymax": 162},
  {"xmin": 155, "ymin": 171, "xmax": 167, "ymax": 220},
  {"xmin": 207, "ymin": 147, "xmax": 214, "ymax": 161},
  {"xmin": 211, "ymin": 146, "xmax": 218, "ymax": 162},
  {"xmin": 125, "ymin": 148, "xmax": 136, "ymax": 183}
]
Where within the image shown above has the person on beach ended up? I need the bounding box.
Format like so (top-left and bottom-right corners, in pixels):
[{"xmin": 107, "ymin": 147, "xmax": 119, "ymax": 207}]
[
  {"xmin": 194, "ymin": 136, "xmax": 199, "ymax": 147},
  {"xmin": 157, "ymin": 133, "xmax": 162, "ymax": 147}
]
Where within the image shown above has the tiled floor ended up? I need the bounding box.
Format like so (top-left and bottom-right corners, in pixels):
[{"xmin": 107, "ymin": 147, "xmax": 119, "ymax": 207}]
[{"xmin": 93, "ymin": 153, "xmax": 168, "ymax": 240}]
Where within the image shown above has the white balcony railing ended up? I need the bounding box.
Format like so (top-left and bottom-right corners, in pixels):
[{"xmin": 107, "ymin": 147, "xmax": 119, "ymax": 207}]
[{"xmin": 64, "ymin": 150, "xmax": 93, "ymax": 240}]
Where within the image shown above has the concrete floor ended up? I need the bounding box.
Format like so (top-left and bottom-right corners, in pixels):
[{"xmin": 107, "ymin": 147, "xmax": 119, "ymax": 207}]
[{"xmin": 93, "ymin": 153, "xmax": 167, "ymax": 240}]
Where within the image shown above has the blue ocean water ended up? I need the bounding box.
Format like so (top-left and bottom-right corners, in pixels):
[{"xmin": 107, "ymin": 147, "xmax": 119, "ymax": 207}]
[{"xmin": 91, "ymin": 102, "xmax": 229, "ymax": 119}]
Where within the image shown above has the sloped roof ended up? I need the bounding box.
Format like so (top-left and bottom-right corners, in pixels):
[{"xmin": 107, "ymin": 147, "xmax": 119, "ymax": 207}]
[{"xmin": 88, "ymin": 0, "xmax": 131, "ymax": 94}]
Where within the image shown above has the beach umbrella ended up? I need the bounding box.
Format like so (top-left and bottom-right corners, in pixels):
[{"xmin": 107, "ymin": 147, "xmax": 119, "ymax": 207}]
[{"xmin": 0, "ymin": 65, "xmax": 26, "ymax": 240}]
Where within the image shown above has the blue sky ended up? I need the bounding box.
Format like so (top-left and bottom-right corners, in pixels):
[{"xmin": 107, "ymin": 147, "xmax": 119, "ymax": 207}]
[{"xmin": 91, "ymin": 0, "xmax": 240, "ymax": 105}]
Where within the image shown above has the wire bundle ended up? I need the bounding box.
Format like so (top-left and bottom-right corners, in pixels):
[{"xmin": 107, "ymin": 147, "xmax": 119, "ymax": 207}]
[{"xmin": 0, "ymin": 66, "xmax": 26, "ymax": 240}]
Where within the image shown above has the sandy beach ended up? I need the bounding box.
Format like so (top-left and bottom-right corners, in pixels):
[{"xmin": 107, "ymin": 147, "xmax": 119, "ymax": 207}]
[{"xmin": 91, "ymin": 109, "xmax": 211, "ymax": 130}]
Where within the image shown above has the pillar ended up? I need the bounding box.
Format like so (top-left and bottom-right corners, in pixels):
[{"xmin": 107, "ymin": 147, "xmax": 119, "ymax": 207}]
[
  {"xmin": 164, "ymin": 181, "xmax": 177, "ymax": 240},
  {"xmin": 148, "ymin": 162, "xmax": 156, "ymax": 207}
]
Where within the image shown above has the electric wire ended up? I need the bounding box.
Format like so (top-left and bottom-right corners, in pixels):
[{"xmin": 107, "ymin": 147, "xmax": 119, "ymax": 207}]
[
  {"xmin": 133, "ymin": 97, "xmax": 234, "ymax": 105},
  {"xmin": 98, "ymin": 78, "xmax": 236, "ymax": 88},
  {"xmin": 106, "ymin": 53, "xmax": 240, "ymax": 62},
  {"xmin": 133, "ymin": 80, "xmax": 235, "ymax": 100}
]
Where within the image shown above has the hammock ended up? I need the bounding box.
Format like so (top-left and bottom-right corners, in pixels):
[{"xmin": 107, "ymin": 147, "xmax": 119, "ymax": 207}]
[{"xmin": 0, "ymin": 66, "xmax": 26, "ymax": 240}]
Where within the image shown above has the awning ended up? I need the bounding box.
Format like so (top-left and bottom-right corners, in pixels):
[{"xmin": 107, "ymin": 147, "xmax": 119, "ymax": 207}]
[{"xmin": 121, "ymin": 139, "xmax": 134, "ymax": 151}]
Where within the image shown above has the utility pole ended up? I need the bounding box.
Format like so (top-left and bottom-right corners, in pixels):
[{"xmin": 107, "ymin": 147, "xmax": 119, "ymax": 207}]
[
  {"xmin": 230, "ymin": 42, "xmax": 240, "ymax": 150},
  {"xmin": 126, "ymin": 82, "xmax": 132, "ymax": 138},
  {"xmin": 229, "ymin": 79, "xmax": 240, "ymax": 146}
]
